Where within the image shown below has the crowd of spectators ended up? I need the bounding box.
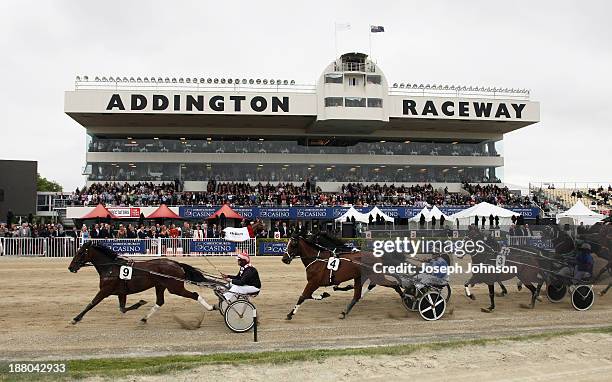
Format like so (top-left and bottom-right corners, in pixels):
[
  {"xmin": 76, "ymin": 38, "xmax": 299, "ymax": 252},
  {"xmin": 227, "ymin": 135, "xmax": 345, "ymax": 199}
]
[
  {"xmin": 0, "ymin": 222, "xmax": 70, "ymax": 238},
  {"xmin": 461, "ymin": 183, "xmax": 532, "ymax": 206},
  {"xmin": 67, "ymin": 181, "xmax": 531, "ymax": 208}
]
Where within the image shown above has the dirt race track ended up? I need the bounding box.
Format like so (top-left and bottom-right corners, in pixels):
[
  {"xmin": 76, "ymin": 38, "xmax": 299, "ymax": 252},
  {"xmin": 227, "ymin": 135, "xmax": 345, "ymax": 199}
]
[{"xmin": 0, "ymin": 256, "xmax": 611, "ymax": 361}]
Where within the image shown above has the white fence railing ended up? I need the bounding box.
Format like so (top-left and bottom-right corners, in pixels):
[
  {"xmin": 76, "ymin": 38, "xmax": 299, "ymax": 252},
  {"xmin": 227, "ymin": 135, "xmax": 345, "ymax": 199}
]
[{"xmin": 0, "ymin": 237, "xmax": 256, "ymax": 257}]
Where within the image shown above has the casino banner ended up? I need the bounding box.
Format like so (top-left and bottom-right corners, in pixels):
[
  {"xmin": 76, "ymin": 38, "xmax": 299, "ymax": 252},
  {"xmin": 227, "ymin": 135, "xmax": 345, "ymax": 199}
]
[
  {"xmin": 99, "ymin": 239, "xmax": 146, "ymax": 254},
  {"xmin": 179, "ymin": 206, "xmax": 541, "ymax": 220},
  {"xmin": 190, "ymin": 239, "xmax": 237, "ymax": 254},
  {"xmin": 259, "ymin": 241, "xmax": 288, "ymax": 255}
]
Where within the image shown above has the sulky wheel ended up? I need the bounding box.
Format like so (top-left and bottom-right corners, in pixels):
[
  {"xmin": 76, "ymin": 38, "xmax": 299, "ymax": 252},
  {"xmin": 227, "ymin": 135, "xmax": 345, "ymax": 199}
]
[
  {"xmin": 418, "ymin": 291, "xmax": 446, "ymax": 321},
  {"xmin": 218, "ymin": 297, "xmax": 229, "ymax": 315},
  {"xmin": 224, "ymin": 300, "xmax": 256, "ymax": 333},
  {"xmin": 571, "ymin": 285, "xmax": 595, "ymax": 311},
  {"xmin": 546, "ymin": 283, "xmax": 567, "ymax": 303}
]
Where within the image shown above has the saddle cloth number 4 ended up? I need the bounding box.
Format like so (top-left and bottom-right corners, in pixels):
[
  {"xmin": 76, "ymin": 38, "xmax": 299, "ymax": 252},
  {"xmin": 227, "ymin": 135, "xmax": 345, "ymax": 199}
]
[
  {"xmin": 327, "ymin": 257, "xmax": 340, "ymax": 271},
  {"xmin": 119, "ymin": 265, "xmax": 133, "ymax": 280}
]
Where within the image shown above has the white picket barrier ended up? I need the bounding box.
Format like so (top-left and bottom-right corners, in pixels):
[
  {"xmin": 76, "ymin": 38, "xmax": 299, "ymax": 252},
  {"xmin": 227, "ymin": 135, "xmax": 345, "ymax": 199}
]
[{"xmin": 0, "ymin": 237, "xmax": 257, "ymax": 257}]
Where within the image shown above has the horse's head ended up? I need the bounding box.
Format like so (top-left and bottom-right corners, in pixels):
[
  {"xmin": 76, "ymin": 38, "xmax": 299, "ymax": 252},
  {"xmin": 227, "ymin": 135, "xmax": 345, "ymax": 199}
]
[
  {"xmin": 68, "ymin": 241, "xmax": 95, "ymax": 273},
  {"xmin": 282, "ymin": 236, "xmax": 301, "ymax": 264}
]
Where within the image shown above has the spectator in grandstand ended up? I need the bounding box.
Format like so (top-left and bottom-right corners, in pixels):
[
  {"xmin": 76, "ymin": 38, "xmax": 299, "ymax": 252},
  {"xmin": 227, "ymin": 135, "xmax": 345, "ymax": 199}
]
[{"xmin": 182, "ymin": 222, "xmax": 192, "ymax": 238}]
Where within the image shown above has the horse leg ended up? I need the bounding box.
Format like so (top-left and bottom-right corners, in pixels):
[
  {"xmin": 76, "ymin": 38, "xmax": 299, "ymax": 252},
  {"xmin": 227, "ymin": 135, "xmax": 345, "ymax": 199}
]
[
  {"xmin": 496, "ymin": 281, "xmax": 508, "ymax": 297},
  {"xmin": 464, "ymin": 277, "xmax": 476, "ymax": 300},
  {"xmin": 141, "ymin": 286, "xmax": 165, "ymax": 323},
  {"xmin": 71, "ymin": 289, "xmax": 111, "ymax": 324},
  {"xmin": 167, "ymin": 282, "xmax": 214, "ymax": 311},
  {"xmin": 517, "ymin": 280, "xmax": 523, "ymax": 291},
  {"xmin": 333, "ymin": 284, "xmax": 354, "ymax": 292},
  {"xmin": 520, "ymin": 283, "xmax": 538, "ymax": 309},
  {"xmin": 480, "ymin": 284, "xmax": 495, "ymax": 313},
  {"xmin": 339, "ymin": 277, "xmax": 363, "ymax": 319},
  {"xmin": 119, "ymin": 294, "xmax": 147, "ymax": 313},
  {"xmin": 601, "ymin": 283, "xmax": 611, "ymax": 296},
  {"xmin": 286, "ymin": 282, "xmax": 318, "ymax": 320}
]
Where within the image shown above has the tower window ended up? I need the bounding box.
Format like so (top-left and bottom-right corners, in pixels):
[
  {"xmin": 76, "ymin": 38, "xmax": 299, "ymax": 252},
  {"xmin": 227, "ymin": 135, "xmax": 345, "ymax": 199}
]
[
  {"xmin": 367, "ymin": 98, "xmax": 383, "ymax": 108},
  {"xmin": 367, "ymin": 75, "xmax": 381, "ymax": 85},
  {"xmin": 324, "ymin": 74, "xmax": 343, "ymax": 84},
  {"xmin": 348, "ymin": 77, "xmax": 358, "ymax": 86},
  {"xmin": 345, "ymin": 97, "xmax": 366, "ymax": 107},
  {"xmin": 324, "ymin": 97, "xmax": 344, "ymax": 107}
]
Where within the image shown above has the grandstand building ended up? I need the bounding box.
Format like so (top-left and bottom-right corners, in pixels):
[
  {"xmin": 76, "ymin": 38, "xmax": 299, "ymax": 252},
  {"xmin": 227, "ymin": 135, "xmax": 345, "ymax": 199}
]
[{"xmin": 65, "ymin": 52, "xmax": 539, "ymax": 191}]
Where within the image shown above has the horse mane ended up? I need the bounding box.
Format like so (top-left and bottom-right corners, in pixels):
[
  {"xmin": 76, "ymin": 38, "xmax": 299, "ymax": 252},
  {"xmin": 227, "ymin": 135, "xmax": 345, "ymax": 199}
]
[
  {"xmin": 90, "ymin": 243, "xmax": 120, "ymax": 260},
  {"xmin": 308, "ymin": 232, "xmax": 355, "ymax": 251}
]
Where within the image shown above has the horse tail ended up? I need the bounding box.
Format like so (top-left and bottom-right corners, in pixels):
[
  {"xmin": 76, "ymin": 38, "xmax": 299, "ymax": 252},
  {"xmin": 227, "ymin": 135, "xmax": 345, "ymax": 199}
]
[{"xmin": 178, "ymin": 263, "xmax": 208, "ymax": 283}]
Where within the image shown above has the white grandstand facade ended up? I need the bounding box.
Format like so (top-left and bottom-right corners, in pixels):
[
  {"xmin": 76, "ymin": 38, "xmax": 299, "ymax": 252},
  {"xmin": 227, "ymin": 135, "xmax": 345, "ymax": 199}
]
[{"xmin": 65, "ymin": 53, "xmax": 540, "ymax": 191}]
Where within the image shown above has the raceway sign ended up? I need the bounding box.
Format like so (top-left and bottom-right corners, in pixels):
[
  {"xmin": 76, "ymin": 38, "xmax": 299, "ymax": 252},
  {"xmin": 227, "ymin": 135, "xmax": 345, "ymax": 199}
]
[{"xmin": 99, "ymin": 240, "xmax": 145, "ymax": 254}]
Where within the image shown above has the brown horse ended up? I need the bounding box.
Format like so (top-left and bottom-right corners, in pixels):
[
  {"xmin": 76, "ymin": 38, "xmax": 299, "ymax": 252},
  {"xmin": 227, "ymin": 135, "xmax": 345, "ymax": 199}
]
[
  {"xmin": 282, "ymin": 235, "xmax": 400, "ymax": 320},
  {"xmin": 68, "ymin": 241, "xmax": 223, "ymax": 324},
  {"xmin": 462, "ymin": 229, "xmax": 546, "ymax": 312}
]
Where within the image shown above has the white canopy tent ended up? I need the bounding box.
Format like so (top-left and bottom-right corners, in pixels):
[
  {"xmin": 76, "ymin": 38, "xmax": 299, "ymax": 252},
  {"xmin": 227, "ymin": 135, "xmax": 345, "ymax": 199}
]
[
  {"xmin": 366, "ymin": 206, "xmax": 395, "ymax": 229},
  {"xmin": 429, "ymin": 205, "xmax": 450, "ymax": 227},
  {"xmin": 334, "ymin": 206, "xmax": 370, "ymax": 224},
  {"xmin": 556, "ymin": 200, "xmax": 604, "ymax": 226},
  {"xmin": 447, "ymin": 202, "xmax": 519, "ymax": 227},
  {"xmin": 409, "ymin": 207, "xmax": 431, "ymax": 222},
  {"xmin": 367, "ymin": 206, "xmax": 395, "ymax": 223}
]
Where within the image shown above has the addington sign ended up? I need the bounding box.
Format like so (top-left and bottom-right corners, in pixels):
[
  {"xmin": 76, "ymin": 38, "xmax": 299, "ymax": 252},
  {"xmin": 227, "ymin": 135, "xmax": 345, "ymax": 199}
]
[{"xmin": 106, "ymin": 93, "xmax": 290, "ymax": 113}]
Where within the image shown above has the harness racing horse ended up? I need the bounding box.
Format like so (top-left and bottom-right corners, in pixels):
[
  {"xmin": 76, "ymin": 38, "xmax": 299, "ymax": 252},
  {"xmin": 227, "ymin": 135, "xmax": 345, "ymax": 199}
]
[
  {"xmin": 282, "ymin": 234, "xmax": 401, "ymax": 320},
  {"xmin": 462, "ymin": 229, "xmax": 545, "ymax": 312},
  {"xmin": 68, "ymin": 241, "xmax": 223, "ymax": 324}
]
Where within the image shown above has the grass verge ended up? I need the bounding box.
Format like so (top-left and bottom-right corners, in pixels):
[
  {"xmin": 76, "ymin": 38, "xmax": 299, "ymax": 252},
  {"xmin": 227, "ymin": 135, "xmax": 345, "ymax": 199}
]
[{"xmin": 2, "ymin": 325, "xmax": 611, "ymax": 381}]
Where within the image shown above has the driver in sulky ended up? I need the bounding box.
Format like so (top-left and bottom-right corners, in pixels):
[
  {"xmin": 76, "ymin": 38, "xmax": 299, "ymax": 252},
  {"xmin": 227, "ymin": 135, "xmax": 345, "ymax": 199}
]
[{"xmin": 221, "ymin": 250, "xmax": 261, "ymax": 302}]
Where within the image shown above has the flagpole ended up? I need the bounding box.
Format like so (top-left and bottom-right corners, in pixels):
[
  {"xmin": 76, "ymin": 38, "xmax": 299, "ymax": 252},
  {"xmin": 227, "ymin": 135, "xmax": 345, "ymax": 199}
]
[{"xmin": 368, "ymin": 27, "xmax": 372, "ymax": 57}]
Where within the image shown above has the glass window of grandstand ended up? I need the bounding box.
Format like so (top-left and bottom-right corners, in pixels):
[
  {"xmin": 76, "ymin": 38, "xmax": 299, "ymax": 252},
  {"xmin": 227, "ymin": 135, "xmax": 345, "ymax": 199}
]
[
  {"xmin": 366, "ymin": 75, "xmax": 381, "ymax": 85},
  {"xmin": 324, "ymin": 73, "xmax": 343, "ymax": 84},
  {"xmin": 347, "ymin": 76, "xmax": 359, "ymax": 86},
  {"xmin": 367, "ymin": 98, "xmax": 383, "ymax": 108},
  {"xmin": 324, "ymin": 97, "xmax": 344, "ymax": 107},
  {"xmin": 345, "ymin": 97, "xmax": 366, "ymax": 107},
  {"xmin": 88, "ymin": 136, "xmax": 501, "ymax": 158}
]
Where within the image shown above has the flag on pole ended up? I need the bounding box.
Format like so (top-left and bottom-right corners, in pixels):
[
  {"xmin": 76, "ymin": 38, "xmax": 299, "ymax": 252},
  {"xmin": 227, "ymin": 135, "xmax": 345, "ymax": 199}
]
[
  {"xmin": 370, "ymin": 25, "xmax": 385, "ymax": 33},
  {"xmin": 335, "ymin": 22, "xmax": 351, "ymax": 32}
]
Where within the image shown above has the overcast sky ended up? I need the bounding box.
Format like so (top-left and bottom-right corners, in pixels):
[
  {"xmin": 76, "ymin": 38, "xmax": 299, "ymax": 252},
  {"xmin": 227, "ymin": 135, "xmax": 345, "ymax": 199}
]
[{"xmin": 0, "ymin": 0, "xmax": 610, "ymax": 191}]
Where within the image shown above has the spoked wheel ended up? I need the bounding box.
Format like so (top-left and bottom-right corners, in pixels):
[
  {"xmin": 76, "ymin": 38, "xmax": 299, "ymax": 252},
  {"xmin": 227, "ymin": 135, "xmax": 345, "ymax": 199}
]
[
  {"xmin": 218, "ymin": 298, "xmax": 229, "ymax": 315},
  {"xmin": 224, "ymin": 300, "xmax": 256, "ymax": 333},
  {"xmin": 546, "ymin": 283, "xmax": 567, "ymax": 303},
  {"xmin": 571, "ymin": 285, "xmax": 594, "ymax": 311},
  {"xmin": 418, "ymin": 291, "xmax": 446, "ymax": 321}
]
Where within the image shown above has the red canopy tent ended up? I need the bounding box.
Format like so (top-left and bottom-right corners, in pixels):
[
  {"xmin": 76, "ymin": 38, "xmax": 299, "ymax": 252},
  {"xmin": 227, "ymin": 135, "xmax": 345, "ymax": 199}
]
[
  {"xmin": 207, "ymin": 204, "xmax": 244, "ymax": 220},
  {"xmin": 81, "ymin": 204, "xmax": 118, "ymax": 219},
  {"xmin": 146, "ymin": 204, "xmax": 181, "ymax": 219}
]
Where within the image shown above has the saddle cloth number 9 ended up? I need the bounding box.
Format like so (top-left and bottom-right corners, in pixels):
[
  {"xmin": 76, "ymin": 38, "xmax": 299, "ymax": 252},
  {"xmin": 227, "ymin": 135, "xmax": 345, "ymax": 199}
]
[
  {"xmin": 119, "ymin": 265, "xmax": 133, "ymax": 280},
  {"xmin": 327, "ymin": 257, "xmax": 340, "ymax": 271}
]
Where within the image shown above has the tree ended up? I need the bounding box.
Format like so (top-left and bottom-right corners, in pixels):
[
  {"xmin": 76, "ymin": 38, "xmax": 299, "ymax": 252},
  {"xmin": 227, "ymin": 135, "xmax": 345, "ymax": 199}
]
[{"xmin": 37, "ymin": 173, "xmax": 63, "ymax": 192}]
